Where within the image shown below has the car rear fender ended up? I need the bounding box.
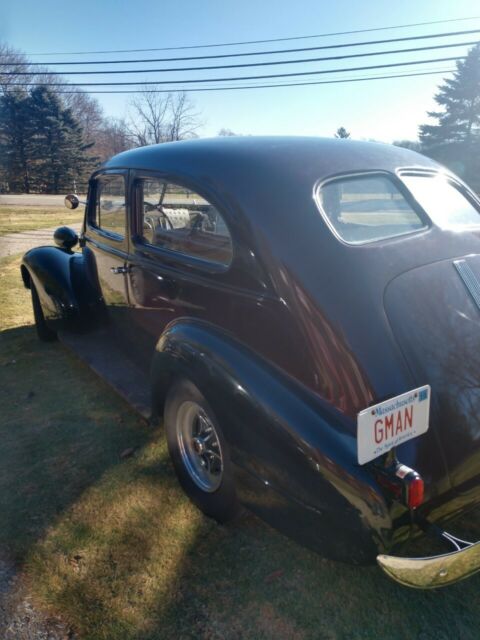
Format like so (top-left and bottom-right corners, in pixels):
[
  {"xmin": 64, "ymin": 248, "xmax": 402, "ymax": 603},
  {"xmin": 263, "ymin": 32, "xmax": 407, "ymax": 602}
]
[{"xmin": 151, "ymin": 318, "xmax": 392, "ymax": 562}]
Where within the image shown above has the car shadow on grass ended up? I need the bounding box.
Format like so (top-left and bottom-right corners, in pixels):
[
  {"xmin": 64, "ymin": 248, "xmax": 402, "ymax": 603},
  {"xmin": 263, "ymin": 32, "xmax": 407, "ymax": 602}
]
[{"xmin": 2, "ymin": 325, "xmax": 480, "ymax": 640}]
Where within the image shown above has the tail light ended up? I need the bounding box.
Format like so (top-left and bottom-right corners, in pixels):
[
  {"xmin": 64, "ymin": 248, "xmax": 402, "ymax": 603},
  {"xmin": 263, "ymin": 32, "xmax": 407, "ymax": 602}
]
[
  {"xmin": 374, "ymin": 462, "xmax": 425, "ymax": 510},
  {"xmin": 395, "ymin": 464, "xmax": 424, "ymax": 510}
]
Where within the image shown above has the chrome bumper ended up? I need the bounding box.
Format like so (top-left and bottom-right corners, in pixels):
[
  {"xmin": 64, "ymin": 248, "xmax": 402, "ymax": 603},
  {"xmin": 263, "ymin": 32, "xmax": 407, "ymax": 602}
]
[{"xmin": 377, "ymin": 540, "xmax": 480, "ymax": 588}]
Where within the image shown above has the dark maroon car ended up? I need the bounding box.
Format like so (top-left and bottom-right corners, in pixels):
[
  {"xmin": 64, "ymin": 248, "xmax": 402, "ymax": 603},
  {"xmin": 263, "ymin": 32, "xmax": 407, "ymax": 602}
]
[{"xmin": 21, "ymin": 137, "xmax": 480, "ymax": 588}]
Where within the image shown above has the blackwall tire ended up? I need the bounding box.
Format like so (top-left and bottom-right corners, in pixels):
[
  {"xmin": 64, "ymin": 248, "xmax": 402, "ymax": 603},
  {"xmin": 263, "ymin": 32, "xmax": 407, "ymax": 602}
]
[
  {"xmin": 164, "ymin": 377, "xmax": 241, "ymax": 523},
  {"xmin": 31, "ymin": 282, "xmax": 57, "ymax": 342}
]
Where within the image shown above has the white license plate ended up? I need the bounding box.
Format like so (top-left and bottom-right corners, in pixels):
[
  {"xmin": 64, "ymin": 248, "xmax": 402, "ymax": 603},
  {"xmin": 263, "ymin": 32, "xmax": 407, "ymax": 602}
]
[{"xmin": 357, "ymin": 385, "xmax": 431, "ymax": 465}]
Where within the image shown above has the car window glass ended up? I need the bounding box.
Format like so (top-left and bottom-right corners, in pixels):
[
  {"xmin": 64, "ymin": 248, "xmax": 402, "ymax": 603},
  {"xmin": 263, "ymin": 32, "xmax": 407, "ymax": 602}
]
[
  {"xmin": 96, "ymin": 174, "xmax": 126, "ymax": 238},
  {"xmin": 316, "ymin": 174, "xmax": 426, "ymax": 244},
  {"xmin": 401, "ymin": 174, "xmax": 480, "ymax": 229},
  {"xmin": 139, "ymin": 178, "xmax": 233, "ymax": 266}
]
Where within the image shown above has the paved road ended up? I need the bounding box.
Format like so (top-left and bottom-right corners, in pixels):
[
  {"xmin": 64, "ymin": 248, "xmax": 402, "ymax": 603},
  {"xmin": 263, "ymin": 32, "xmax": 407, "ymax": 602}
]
[
  {"xmin": 0, "ymin": 194, "xmax": 85, "ymax": 207},
  {"xmin": 0, "ymin": 224, "xmax": 82, "ymax": 260}
]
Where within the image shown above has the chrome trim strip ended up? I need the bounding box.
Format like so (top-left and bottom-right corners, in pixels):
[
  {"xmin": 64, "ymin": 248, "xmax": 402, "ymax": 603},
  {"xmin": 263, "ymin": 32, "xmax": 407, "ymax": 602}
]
[
  {"xmin": 454, "ymin": 259, "xmax": 480, "ymax": 311},
  {"xmin": 377, "ymin": 541, "xmax": 480, "ymax": 589}
]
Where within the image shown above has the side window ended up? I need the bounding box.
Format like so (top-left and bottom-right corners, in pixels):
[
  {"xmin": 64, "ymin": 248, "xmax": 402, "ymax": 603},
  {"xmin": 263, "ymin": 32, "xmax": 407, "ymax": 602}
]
[
  {"xmin": 315, "ymin": 174, "xmax": 427, "ymax": 244},
  {"xmin": 138, "ymin": 177, "xmax": 233, "ymax": 267},
  {"xmin": 95, "ymin": 174, "xmax": 126, "ymax": 238}
]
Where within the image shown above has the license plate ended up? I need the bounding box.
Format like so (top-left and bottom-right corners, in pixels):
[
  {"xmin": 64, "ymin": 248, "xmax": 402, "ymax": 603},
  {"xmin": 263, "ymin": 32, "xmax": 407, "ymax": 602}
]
[{"xmin": 357, "ymin": 385, "xmax": 431, "ymax": 465}]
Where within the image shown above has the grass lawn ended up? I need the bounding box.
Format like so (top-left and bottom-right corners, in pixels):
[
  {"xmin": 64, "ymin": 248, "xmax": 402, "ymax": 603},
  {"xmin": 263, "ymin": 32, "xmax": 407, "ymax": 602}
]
[
  {"xmin": 1, "ymin": 254, "xmax": 480, "ymax": 639},
  {"xmin": 0, "ymin": 205, "xmax": 84, "ymax": 235}
]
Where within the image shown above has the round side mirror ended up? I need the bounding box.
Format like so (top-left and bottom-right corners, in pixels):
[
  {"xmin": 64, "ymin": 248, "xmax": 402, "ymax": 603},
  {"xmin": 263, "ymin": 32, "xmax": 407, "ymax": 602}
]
[
  {"xmin": 64, "ymin": 194, "xmax": 80, "ymax": 210},
  {"xmin": 54, "ymin": 226, "xmax": 78, "ymax": 251}
]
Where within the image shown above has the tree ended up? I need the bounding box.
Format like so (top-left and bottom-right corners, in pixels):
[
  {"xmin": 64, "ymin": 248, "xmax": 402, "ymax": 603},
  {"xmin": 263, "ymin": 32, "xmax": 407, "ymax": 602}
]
[
  {"xmin": 393, "ymin": 140, "xmax": 422, "ymax": 152},
  {"xmin": 0, "ymin": 87, "xmax": 96, "ymax": 193},
  {"xmin": 29, "ymin": 86, "xmax": 95, "ymax": 193},
  {"xmin": 335, "ymin": 127, "xmax": 351, "ymax": 139},
  {"xmin": 128, "ymin": 90, "xmax": 201, "ymax": 146},
  {"xmin": 218, "ymin": 128, "xmax": 237, "ymax": 136},
  {"xmin": 96, "ymin": 117, "xmax": 132, "ymax": 161},
  {"xmin": 420, "ymin": 44, "xmax": 480, "ymax": 147},
  {"xmin": 419, "ymin": 44, "xmax": 480, "ymax": 190},
  {"xmin": 63, "ymin": 90, "xmax": 104, "ymax": 147},
  {"xmin": 0, "ymin": 90, "xmax": 35, "ymax": 192}
]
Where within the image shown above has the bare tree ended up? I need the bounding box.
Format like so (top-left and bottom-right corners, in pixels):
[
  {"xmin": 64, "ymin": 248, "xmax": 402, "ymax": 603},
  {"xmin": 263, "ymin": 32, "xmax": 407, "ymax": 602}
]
[
  {"xmin": 96, "ymin": 117, "xmax": 132, "ymax": 161},
  {"xmin": 128, "ymin": 89, "xmax": 201, "ymax": 146},
  {"xmin": 63, "ymin": 90, "xmax": 104, "ymax": 147},
  {"xmin": 0, "ymin": 43, "xmax": 34, "ymax": 94},
  {"xmin": 218, "ymin": 128, "xmax": 237, "ymax": 136},
  {"xmin": 164, "ymin": 92, "xmax": 201, "ymax": 141}
]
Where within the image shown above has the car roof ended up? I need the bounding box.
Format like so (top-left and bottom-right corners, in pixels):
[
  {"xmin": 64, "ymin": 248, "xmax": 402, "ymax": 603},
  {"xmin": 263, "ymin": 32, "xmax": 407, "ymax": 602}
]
[{"xmin": 103, "ymin": 136, "xmax": 440, "ymax": 187}]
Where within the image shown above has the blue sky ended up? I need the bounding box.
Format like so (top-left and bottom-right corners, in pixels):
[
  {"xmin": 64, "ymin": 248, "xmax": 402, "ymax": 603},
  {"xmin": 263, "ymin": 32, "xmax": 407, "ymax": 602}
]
[{"xmin": 1, "ymin": 0, "xmax": 479, "ymax": 141}]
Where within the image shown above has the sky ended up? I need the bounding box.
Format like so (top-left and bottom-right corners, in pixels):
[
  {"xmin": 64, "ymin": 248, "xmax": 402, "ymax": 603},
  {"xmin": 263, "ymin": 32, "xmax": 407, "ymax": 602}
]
[{"xmin": 1, "ymin": 0, "xmax": 479, "ymax": 142}]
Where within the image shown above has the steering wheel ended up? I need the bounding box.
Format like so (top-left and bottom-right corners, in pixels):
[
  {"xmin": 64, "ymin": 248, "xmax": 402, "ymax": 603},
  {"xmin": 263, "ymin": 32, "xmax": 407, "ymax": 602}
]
[{"xmin": 144, "ymin": 200, "xmax": 174, "ymax": 230}]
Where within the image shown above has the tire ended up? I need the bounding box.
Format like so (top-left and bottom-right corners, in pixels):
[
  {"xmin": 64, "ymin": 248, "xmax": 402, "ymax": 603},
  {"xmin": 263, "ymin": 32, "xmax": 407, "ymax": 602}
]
[
  {"xmin": 164, "ymin": 377, "xmax": 241, "ymax": 523},
  {"xmin": 31, "ymin": 282, "xmax": 57, "ymax": 342}
]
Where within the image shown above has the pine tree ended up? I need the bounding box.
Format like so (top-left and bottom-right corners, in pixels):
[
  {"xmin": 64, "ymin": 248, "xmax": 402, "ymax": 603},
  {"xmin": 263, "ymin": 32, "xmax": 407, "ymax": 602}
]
[
  {"xmin": 420, "ymin": 44, "xmax": 480, "ymax": 147},
  {"xmin": 0, "ymin": 90, "xmax": 35, "ymax": 192},
  {"xmin": 29, "ymin": 87, "xmax": 95, "ymax": 193},
  {"xmin": 335, "ymin": 127, "xmax": 351, "ymax": 139}
]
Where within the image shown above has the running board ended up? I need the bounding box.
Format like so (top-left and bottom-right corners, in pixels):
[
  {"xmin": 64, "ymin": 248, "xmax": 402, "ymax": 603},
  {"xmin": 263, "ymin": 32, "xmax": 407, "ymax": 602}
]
[{"xmin": 58, "ymin": 329, "xmax": 152, "ymax": 421}]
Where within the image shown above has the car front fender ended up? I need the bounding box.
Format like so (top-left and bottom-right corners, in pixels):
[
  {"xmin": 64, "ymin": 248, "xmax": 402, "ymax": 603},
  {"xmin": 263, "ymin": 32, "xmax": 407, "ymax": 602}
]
[{"xmin": 21, "ymin": 246, "xmax": 102, "ymax": 330}]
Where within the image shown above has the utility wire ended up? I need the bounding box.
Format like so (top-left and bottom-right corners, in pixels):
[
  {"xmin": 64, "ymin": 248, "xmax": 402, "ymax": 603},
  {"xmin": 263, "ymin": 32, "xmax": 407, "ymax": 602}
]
[
  {"xmin": 21, "ymin": 16, "xmax": 480, "ymax": 55},
  {"xmin": 11, "ymin": 55, "xmax": 466, "ymax": 86},
  {"xmin": 3, "ymin": 38, "xmax": 477, "ymax": 76},
  {"xmin": 2, "ymin": 67, "xmax": 455, "ymax": 94},
  {"xmin": 5, "ymin": 28, "xmax": 480, "ymax": 66}
]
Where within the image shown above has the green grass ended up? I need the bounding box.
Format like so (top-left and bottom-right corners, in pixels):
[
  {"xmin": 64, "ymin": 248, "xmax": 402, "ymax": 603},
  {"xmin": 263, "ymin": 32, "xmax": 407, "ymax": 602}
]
[
  {"xmin": 1, "ymin": 254, "xmax": 480, "ymax": 639},
  {"xmin": 0, "ymin": 205, "xmax": 84, "ymax": 235}
]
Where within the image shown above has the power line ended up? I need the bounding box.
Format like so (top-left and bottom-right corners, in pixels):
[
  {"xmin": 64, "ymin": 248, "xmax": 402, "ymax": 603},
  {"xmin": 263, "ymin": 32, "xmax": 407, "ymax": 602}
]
[
  {"xmin": 2, "ymin": 67, "xmax": 455, "ymax": 95},
  {"xmin": 11, "ymin": 55, "xmax": 466, "ymax": 87},
  {"xmin": 5, "ymin": 28, "xmax": 479, "ymax": 66},
  {"xmin": 21, "ymin": 15, "xmax": 480, "ymax": 56},
  {"xmin": 4, "ymin": 39, "xmax": 477, "ymax": 76}
]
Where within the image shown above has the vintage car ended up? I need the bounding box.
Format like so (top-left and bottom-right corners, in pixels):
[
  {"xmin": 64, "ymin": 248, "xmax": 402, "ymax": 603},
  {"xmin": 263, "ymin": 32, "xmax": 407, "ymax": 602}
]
[{"xmin": 21, "ymin": 137, "xmax": 480, "ymax": 588}]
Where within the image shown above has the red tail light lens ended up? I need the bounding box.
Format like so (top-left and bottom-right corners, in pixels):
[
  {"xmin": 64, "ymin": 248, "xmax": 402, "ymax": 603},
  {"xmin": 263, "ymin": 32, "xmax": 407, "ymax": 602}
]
[{"xmin": 407, "ymin": 475, "xmax": 424, "ymax": 510}]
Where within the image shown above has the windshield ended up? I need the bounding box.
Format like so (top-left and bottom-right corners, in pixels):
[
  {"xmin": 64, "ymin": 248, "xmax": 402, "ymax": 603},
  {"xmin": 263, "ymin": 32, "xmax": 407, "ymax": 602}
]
[{"xmin": 400, "ymin": 174, "xmax": 480, "ymax": 230}]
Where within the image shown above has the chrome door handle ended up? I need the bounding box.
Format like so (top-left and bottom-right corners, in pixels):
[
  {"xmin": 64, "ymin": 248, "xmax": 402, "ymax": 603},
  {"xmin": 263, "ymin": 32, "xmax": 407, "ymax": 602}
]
[{"xmin": 110, "ymin": 265, "xmax": 131, "ymax": 275}]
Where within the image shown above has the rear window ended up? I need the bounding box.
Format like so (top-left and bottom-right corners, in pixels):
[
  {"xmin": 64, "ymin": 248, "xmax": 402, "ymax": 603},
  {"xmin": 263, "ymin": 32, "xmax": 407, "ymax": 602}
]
[
  {"xmin": 315, "ymin": 174, "xmax": 426, "ymax": 244},
  {"xmin": 400, "ymin": 173, "xmax": 480, "ymax": 230}
]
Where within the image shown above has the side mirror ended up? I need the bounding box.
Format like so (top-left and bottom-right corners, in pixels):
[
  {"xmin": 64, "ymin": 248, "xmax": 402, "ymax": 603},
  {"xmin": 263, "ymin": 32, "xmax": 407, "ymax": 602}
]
[
  {"xmin": 54, "ymin": 226, "xmax": 78, "ymax": 251},
  {"xmin": 64, "ymin": 194, "xmax": 80, "ymax": 210}
]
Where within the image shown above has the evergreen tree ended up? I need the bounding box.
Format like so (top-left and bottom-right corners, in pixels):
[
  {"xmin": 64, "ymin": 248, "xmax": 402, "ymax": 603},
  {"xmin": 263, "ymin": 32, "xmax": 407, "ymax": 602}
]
[
  {"xmin": 420, "ymin": 44, "xmax": 480, "ymax": 147},
  {"xmin": 0, "ymin": 90, "xmax": 35, "ymax": 192},
  {"xmin": 335, "ymin": 127, "xmax": 351, "ymax": 139},
  {"xmin": 29, "ymin": 87, "xmax": 95, "ymax": 193},
  {"xmin": 419, "ymin": 44, "xmax": 480, "ymax": 191}
]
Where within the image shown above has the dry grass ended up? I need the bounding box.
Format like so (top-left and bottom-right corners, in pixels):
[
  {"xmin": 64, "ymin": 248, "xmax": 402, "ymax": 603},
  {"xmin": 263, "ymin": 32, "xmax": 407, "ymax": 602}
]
[
  {"xmin": 0, "ymin": 206, "xmax": 84, "ymax": 236},
  {"xmin": 1, "ymin": 253, "xmax": 480, "ymax": 639}
]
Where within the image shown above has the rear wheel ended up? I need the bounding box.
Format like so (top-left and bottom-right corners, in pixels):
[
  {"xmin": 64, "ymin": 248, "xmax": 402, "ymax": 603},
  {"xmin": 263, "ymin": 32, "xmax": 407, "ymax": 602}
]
[
  {"xmin": 164, "ymin": 378, "xmax": 240, "ymax": 522},
  {"xmin": 31, "ymin": 282, "xmax": 57, "ymax": 342}
]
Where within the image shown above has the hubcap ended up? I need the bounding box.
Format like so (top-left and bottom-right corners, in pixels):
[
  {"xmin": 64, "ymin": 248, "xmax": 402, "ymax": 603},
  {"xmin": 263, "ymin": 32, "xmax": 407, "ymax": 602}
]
[{"xmin": 176, "ymin": 400, "xmax": 224, "ymax": 492}]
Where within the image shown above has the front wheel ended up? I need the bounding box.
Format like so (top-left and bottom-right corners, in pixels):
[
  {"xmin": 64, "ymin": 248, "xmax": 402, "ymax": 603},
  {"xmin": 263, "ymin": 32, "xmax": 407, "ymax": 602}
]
[
  {"xmin": 164, "ymin": 378, "xmax": 240, "ymax": 522},
  {"xmin": 31, "ymin": 282, "xmax": 57, "ymax": 342}
]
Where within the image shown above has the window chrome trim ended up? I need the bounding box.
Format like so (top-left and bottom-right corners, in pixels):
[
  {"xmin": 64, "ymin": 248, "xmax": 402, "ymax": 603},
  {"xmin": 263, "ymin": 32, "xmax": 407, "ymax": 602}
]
[{"xmin": 312, "ymin": 170, "xmax": 430, "ymax": 246}]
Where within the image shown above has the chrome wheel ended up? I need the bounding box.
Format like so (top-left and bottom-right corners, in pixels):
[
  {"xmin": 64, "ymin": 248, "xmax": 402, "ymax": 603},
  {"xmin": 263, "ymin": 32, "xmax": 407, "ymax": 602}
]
[{"xmin": 176, "ymin": 400, "xmax": 224, "ymax": 492}]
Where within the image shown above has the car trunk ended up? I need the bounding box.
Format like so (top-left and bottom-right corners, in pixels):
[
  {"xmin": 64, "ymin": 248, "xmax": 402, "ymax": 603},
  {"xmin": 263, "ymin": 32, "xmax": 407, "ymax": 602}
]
[{"xmin": 384, "ymin": 253, "xmax": 480, "ymax": 497}]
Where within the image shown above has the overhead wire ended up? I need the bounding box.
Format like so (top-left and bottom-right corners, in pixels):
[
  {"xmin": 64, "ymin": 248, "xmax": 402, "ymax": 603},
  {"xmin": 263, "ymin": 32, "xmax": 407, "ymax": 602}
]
[
  {"xmin": 5, "ymin": 28, "xmax": 480, "ymax": 66},
  {"xmin": 2, "ymin": 39, "xmax": 477, "ymax": 76},
  {"xmin": 19, "ymin": 15, "xmax": 480, "ymax": 55},
  {"xmin": 9, "ymin": 55, "xmax": 467, "ymax": 87}
]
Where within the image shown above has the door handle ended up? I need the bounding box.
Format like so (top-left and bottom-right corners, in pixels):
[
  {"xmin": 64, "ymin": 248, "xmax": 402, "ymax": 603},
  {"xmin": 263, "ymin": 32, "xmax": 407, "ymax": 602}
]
[{"xmin": 110, "ymin": 265, "xmax": 131, "ymax": 275}]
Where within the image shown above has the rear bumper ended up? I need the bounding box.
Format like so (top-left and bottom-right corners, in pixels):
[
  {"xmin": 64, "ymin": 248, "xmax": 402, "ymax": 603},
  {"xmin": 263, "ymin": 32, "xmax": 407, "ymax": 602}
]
[{"xmin": 377, "ymin": 540, "xmax": 480, "ymax": 588}]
